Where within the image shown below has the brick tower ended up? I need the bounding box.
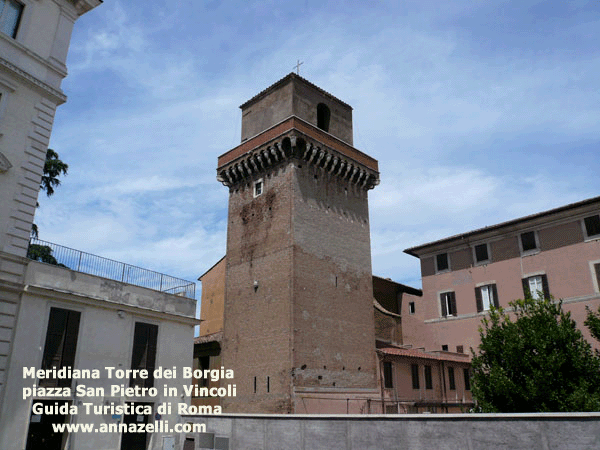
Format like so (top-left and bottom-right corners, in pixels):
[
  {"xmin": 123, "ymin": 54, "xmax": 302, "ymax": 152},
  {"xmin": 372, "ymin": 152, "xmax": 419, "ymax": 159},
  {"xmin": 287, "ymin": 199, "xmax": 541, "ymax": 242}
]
[{"xmin": 218, "ymin": 74, "xmax": 380, "ymax": 413}]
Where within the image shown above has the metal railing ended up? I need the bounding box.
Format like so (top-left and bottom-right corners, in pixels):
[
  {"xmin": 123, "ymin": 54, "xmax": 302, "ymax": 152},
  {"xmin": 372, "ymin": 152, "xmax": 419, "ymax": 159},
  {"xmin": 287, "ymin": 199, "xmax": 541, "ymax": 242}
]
[{"xmin": 28, "ymin": 238, "xmax": 196, "ymax": 299}]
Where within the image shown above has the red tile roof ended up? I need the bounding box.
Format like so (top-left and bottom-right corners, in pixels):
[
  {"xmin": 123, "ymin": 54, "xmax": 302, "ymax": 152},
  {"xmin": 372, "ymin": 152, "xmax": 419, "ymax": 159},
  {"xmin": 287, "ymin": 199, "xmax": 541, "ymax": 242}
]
[{"xmin": 378, "ymin": 347, "xmax": 471, "ymax": 363}]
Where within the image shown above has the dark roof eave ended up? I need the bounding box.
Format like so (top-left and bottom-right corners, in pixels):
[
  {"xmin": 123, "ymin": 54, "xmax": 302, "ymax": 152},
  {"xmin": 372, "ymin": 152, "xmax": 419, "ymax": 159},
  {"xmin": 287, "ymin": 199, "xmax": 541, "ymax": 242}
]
[{"xmin": 404, "ymin": 195, "xmax": 600, "ymax": 257}]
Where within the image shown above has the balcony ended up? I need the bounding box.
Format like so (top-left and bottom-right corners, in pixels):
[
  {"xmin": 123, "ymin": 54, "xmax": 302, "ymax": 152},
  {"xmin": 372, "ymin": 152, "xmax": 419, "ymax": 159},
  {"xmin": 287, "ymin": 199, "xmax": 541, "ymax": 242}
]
[{"xmin": 27, "ymin": 238, "xmax": 195, "ymax": 299}]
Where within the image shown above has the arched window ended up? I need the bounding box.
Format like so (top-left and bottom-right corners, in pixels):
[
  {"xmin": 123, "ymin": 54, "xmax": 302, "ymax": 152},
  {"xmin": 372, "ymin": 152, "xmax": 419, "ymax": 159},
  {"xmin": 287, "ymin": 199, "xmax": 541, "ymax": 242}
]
[{"xmin": 317, "ymin": 103, "xmax": 330, "ymax": 132}]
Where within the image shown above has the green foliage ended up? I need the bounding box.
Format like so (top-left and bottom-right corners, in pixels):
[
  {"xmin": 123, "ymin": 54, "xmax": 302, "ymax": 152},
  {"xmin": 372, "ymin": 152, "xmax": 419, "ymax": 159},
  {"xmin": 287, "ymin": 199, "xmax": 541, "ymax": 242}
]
[
  {"xmin": 471, "ymin": 296, "xmax": 600, "ymax": 412},
  {"xmin": 27, "ymin": 244, "xmax": 58, "ymax": 265},
  {"xmin": 585, "ymin": 305, "xmax": 600, "ymax": 343},
  {"xmin": 40, "ymin": 148, "xmax": 68, "ymax": 197}
]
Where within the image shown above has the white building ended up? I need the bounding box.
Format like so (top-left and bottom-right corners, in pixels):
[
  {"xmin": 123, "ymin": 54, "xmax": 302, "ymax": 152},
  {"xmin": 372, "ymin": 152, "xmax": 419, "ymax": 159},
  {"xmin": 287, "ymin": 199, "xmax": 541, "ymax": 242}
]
[{"xmin": 0, "ymin": 2, "xmax": 199, "ymax": 449}]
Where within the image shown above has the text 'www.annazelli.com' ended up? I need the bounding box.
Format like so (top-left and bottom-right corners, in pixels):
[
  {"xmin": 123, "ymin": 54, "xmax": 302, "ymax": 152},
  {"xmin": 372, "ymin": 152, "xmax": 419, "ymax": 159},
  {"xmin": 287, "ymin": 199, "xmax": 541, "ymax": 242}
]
[{"xmin": 51, "ymin": 422, "xmax": 206, "ymax": 434}]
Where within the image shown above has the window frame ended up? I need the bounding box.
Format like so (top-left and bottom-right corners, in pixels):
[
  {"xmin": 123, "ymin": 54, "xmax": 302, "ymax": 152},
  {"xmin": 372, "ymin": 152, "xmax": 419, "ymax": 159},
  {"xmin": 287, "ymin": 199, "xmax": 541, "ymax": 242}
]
[
  {"xmin": 383, "ymin": 361, "xmax": 393, "ymax": 389},
  {"xmin": 411, "ymin": 364, "xmax": 420, "ymax": 390},
  {"xmin": 519, "ymin": 230, "xmax": 540, "ymax": 255},
  {"xmin": 448, "ymin": 366, "xmax": 456, "ymax": 391},
  {"xmin": 435, "ymin": 252, "xmax": 450, "ymax": 273},
  {"xmin": 463, "ymin": 368, "xmax": 471, "ymax": 391},
  {"xmin": 129, "ymin": 322, "xmax": 159, "ymax": 389},
  {"xmin": 253, "ymin": 178, "xmax": 263, "ymax": 198},
  {"xmin": 590, "ymin": 260, "xmax": 600, "ymax": 293},
  {"xmin": 472, "ymin": 243, "xmax": 491, "ymax": 265},
  {"xmin": 440, "ymin": 291, "xmax": 457, "ymax": 317},
  {"xmin": 408, "ymin": 301, "xmax": 415, "ymax": 315},
  {"xmin": 522, "ymin": 274, "xmax": 550, "ymax": 300},
  {"xmin": 582, "ymin": 214, "xmax": 600, "ymax": 241},
  {"xmin": 0, "ymin": 0, "xmax": 24, "ymax": 39},
  {"xmin": 475, "ymin": 283, "xmax": 499, "ymax": 312},
  {"xmin": 424, "ymin": 365, "xmax": 432, "ymax": 390},
  {"xmin": 40, "ymin": 307, "xmax": 82, "ymax": 388}
]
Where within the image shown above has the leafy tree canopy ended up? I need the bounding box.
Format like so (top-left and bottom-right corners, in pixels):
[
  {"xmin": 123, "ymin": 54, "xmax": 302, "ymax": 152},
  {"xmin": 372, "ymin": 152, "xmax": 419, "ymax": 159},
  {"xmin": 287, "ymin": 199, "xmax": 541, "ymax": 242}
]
[
  {"xmin": 471, "ymin": 296, "xmax": 600, "ymax": 412},
  {"xmin": 585, "ymin": 305, "xmax": 600, "ymax": 344}
]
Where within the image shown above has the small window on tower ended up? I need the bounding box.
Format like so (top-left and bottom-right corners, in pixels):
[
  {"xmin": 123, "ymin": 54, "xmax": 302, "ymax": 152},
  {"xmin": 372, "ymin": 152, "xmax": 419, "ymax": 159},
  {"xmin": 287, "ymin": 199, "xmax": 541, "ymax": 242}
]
[
  {"xmin": 317, "ymin": 103, "xmax": 330, "ymax": 132},
  {"xmin": 253, "ymin": 179, "xmax": 263, "ymax": 197}
]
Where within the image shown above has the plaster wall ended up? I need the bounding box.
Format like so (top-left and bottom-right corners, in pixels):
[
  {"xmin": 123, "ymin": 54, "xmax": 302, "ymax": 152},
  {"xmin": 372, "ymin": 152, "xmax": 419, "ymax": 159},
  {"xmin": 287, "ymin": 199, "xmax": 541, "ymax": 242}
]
[
  {"xmin": 0, "ymin": 262, "xmax": 196, "ymax": 450},
  {"xmin": 410, "ymin": 222, "xmax": 600, "ymax": 352}
]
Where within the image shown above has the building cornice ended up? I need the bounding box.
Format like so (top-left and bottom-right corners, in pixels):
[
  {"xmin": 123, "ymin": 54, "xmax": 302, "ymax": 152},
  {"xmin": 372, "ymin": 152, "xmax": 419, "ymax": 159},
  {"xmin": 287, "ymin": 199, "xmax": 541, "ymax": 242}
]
[
  {"xmin": 217, "ymin": 116, "xmax": 380, "ymax": 191},
  {"xmin": 0, "ymin": 57, "xmax": 67, "ymax": 104},
  {"xmin": 23, "ymin": 284, "xmax": 200, "ymax": 326},
  {"xmin": 0, "ymin": 32, "xmax": 68, "ymax": 79}
]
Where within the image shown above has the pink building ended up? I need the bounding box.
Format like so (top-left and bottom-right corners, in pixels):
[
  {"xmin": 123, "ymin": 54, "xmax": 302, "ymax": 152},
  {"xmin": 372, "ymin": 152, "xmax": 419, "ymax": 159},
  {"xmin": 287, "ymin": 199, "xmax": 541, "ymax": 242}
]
[{"xmin": 403, "ymin": 196, "xmax": 600, "ymax": 354}]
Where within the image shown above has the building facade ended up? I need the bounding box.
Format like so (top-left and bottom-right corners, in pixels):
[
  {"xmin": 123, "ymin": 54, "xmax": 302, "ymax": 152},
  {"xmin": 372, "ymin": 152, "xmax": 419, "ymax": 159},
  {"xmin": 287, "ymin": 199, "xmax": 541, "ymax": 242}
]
[
  {"xmin": 403, "ymin": 197, "xmax": 600, "ymax": 354},
  {"xmin": 193, "ymin": 74, "xmax": 475, "ymax": 416},
  {"xmin": 0, "ymin": 2, "xmax": 200, "ymax": 449}
]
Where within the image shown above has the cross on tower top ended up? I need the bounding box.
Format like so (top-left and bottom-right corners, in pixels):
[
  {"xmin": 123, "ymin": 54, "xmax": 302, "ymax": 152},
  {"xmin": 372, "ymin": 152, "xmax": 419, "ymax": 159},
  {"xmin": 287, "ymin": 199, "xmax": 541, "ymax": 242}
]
[{"xmin": 294, "ymin": 59, "xmax": 303, "ymax": 75}]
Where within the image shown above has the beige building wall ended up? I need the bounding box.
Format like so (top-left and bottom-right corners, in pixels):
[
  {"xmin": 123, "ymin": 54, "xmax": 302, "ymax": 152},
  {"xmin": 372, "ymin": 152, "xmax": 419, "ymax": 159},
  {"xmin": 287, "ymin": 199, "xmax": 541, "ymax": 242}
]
[
  {"xmin": 0, "ymin": 0, "xmax": 101, "ymax": 418},
  {"xmin": 198, "ymin": 256, "xmax": 226, "ymax": 337},
  {"xmin": 0, "ymin": 262, "xmax": 197, "ymax": 450}
]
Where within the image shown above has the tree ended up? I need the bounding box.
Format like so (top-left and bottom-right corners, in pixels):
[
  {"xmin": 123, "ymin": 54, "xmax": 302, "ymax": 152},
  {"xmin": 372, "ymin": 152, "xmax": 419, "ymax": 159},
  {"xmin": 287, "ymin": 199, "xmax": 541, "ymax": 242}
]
[
  {"xmin": 585, "ymin": 305, "xmax": 600, "ymax": 344},
  {"xmin": 40, "ymin": 148, "xmax": 68, "ymax": 197},
  {"xmin": 28, "ymin": 149, "xmax": 68, "ymax": 264},
  {"xmin": 471, "ymin": 296, "xmax": 600, "ymax": 412}
]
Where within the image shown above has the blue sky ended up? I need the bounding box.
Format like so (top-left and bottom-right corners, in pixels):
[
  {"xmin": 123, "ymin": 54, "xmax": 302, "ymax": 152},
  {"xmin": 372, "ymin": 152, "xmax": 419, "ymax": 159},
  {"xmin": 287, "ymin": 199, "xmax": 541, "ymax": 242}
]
[{"xmin": 36, "ymin": 0, "xmax": 600, "ymax": 292}]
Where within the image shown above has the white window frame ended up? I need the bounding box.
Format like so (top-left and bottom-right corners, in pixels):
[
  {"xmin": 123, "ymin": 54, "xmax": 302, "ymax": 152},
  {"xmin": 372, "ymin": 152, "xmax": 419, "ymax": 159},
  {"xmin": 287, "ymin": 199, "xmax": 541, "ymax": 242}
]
[
  {"xmin": 472, "ymin": 242, "xmax": 491, "ymax": 265},
  {"xmin": 528, "ymin": 275, "xmax": 544, "ymax": 300},
  {"xmin": 582, "ymin": 214, "xmax": 600, "ymax": 241},
  {"xmin": 480, "ymin": 285, "xmax": 493, "ymax": 311},
  {"xmin": 253, "ymin": 178, "xmax": 263, "ymax": 198},
  {"xmin": 590, "ymin": 259, "xmax": 600, "ymax": 293},
  {"xmin": 518, "ymin": 230, "xmax": 540, "ymax": 256}
]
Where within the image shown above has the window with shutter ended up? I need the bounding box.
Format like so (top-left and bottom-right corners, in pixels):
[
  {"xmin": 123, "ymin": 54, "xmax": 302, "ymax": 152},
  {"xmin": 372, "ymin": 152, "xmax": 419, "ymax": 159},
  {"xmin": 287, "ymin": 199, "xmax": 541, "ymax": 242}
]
[
  {"xmin": 475, "ymin": 284, "xmax": 499, "ymax": 312},
  {"xmin": 383, "ymin": 361, "xmax": 393, "ymax": 388},
  {"xmin": 40, "ymin": 308, "xmax": 81, "ymax": 388},
  {"xmin": 463, "ymin": 368, "xmax": 471, "ymax": 391},
  {"xmin": 440, "ymin": 291, "xmax": 457, "ymax": 317},
  {"xmin": 130, "ymin": 322, "xmax": 158, "ymax": 388},
  {"xmin": 448, "ymin": 367, "xmax": 456, "ymax": 390},
  {"xmin": 411, "ymin": 364, "xmax": 420, "ymax": 389},
  {"xmin": 424, "ymin": 365, "xmax": 432, "ymax": 390},
  {"xmin": 522, "ymin": 275, "xmax": 549, "ymax": 300}
]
